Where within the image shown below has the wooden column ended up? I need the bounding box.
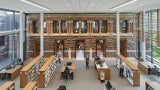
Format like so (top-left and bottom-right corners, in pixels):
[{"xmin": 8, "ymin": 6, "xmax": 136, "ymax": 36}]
[
  {"xmin": 70, "ymin": 21, "xmax": 73, "ymax": 33},
  {"xmin": 47, "ymin": 21, "xmax": 50, "ymax": 33},
  {"xmin": 110, "ymin": 21, "xmax": 114, "ymax": 33},
  {"xmin": 99, "ymin": 20, "xmax": 102, "ymax": 33},
  {"xmin": 126, "ymin": 21, "xmax": 129, "ymax": 33},
  {"xmin": 79, "ymin": 21, "xmax": 81, "ymax": 34},
  {"xmin": 107, "ymin": 20, "xmax": 109, "ymax": 33},
  {"xmin": 50, "ymin": 21, "xmax": 53, "ymax": 33},
  {"xmin": 107, "ymin": 21, "xmax": 110, "ymax": 33},
  {"xmin": 87, "ymin": 21, "xmax": 90, "ymax": 33},
  {"xmin": 67, "ymin": 21, "xmax": 70, "ymax": 33},
  {"xmin": 29, "ymin": 20, "xmax": 33, "ymax": 34},
  {"xmin": 88, "ymin": 21, "xmax": 91, "ymax": 33},
  {"xmin": 59, "ymin": 20, "xmax": 61, "ymax": 34},
  {"xmin": 67, "ymin": 21, "xmax": 69, "ymax": 33},
  {"xmin": 131, "ymin": 22, "xmax": 134, "ymax": 33},
  {"xmin": 91, "ymin": 21, "xmax": 93, "ymax": 33}
]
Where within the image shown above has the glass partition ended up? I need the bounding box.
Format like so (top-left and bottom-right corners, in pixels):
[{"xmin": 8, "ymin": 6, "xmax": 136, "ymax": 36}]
[{"xmin": 0, "ymin": 10, "xmax": 20, "ymax": 31}]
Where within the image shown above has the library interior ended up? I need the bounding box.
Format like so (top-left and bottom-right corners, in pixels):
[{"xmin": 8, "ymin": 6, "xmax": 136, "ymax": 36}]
[{"xmin": 0, "ymin": 0, "xmax": 160, "ymax": 90}]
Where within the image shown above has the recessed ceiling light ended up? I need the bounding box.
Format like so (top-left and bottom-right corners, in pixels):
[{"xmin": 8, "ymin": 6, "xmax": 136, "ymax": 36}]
[{"xmin": 21, "ymin": 0, "xmax": 50, "ymax": 11}]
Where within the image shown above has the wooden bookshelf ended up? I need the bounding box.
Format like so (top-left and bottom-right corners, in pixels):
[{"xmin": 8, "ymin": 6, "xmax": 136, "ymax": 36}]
[
  {"xmin": 38, "ymin": 55, "xmax": 56, "ymax": 88},
  {"xmin": 0, "ymin": 65, "xmax": 22, "ymax": 80},
  {"xmin": 117, "ymin": 54, "xmax": 140, "ymax": 87},
  {"xmin": 20, "ymin": 55, "xmax": 44, "ymax": 88},
  {"xmin": 138, "ymin": 61, "xmax": 155, "ymax": 75},
  {"xmin": 0, "ymin": 81, "xmax": 15, "ymax": 90},
  {"xmin": 23, "ymin": 82, "xmax": 37, "ymax": 90}
]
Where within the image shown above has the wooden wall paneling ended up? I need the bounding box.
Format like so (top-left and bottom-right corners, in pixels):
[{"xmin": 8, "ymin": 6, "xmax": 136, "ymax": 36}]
[
  {"xmin": 131, "ymin": 22, "xmax": 134, "ymax": 33},
  {"xmin": 49, "ymin": 21, "xmax": 52, "ymax": 33},
  {"xmin": 67, "ymin": 21, "xmax": 69, "ymax": 33},
  {"xmin": 46, "ymin": 21, "xmax": 48, "ymax": 33},
  {"xmin": 89, "ymin": 21, "xmax": 91, "ymax": 33},
  {"xmin": 79, "ymin": 21, "xmax": 81, "ymax": 34},
  {"xmin": 87, "ymin": 21, "xmax": 89, "ymax": 33},
  {"xmin": 91, "ymin": 21, "xmax": 93, "ymax": 33},
  {"xmin": 88, "ymin": 21, "xmax": 90, "ymax": 33},
  {"xmin": 50, "ymin": 21, "xmax": 53, "ymax": 33},
  {"xmin": 129, "ymin": 22, "xmax": 132, "ymax": 33},
  {"xmin": 31, "ymin": 21, "xmax": 34, "ymax": 33},
  {"xmin": 130, "ymin": 22, "xmax": 132, "ymax": 33},
  {"xmin": 120, "ymin": 39, "xmax": 127, "ymax": 57},
  {"xmin": 71, "ymin": 21, "xmax": 73, "ymax": 33},
  {"xmin": 47, "ymin": 21, "xmax": 50, "ymax": 33},
  {"xmin": 59, "ymin": 20, "xmax": 61, "ymax": 34},
  {"xmin": 126, "ymin": 21, "xmax": 129, "ymax": 33},
  {"xmin": 106, "ymin": 20, "xmax": 108, "ymax": 33},
  {"xmin": 68, "ymin": 21, "xmax": 70, "ymax": 33},
  {"xmin": 49, "ymin": 21, "xmax": 51, "ymax": 33},
  {"xmin": 30, "ymin": 21, "xmax": 33, "ymax": 34},
  {"xmin": 99, "ymin": 20, "xmax": 101, "ymax": 33},
  {"xmin": 108, "ymin": 21, "xmax": 110, "ymax": 33},
  {"xmin": 110, "ymin": 21, "xmax": 114, "ymax": 33}
]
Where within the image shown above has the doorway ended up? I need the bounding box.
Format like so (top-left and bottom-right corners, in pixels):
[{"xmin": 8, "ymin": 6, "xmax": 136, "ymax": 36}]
[
  {"xmin": 120, "ymin": 39, "xmax": 127, "ymax": 57},
  {"xmin": 75, "ymin": 40, "xmax": 85, "ymax": 60},
  {"xmin": 96, "ymin": 39, "xmax": 106, "ymax": 58},
  {"xmin": 54, "ymin": 40, "xmax": 64, "ymax": 57},
  {"xmin": 33, "ymin": 41, "xmax": 40, "ymax": 58}
]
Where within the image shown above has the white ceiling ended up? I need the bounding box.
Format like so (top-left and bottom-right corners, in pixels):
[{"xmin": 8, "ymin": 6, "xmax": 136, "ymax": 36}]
[{"xmin": 0, "ymin": 0, "xmax": 160, "ymax": 13}]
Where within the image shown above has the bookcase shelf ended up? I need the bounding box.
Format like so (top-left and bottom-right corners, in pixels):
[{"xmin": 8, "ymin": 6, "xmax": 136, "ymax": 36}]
[
  {"xmin": 0, "ymin": 81, "xmax": 15, "ymax": 90},
  {"xmin": 20, "ymin": 55, "xmax": 44, "ymax": 88},
  {"xmin": 38, "ymin": 55, "xmax": 56, "ymax": 88},
  {"xmin": 116, "ymin": 54, "xmax": 140, "ymax": 87}
]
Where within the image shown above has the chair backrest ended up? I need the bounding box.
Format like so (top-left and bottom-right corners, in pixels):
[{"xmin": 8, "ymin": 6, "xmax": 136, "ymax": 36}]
[{"xmin": 63, "ymin": 68, "xmax": 70, "ymax": 79}]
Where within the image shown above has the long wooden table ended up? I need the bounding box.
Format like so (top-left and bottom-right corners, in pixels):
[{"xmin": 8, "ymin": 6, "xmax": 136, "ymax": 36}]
[
  {"xmin": 95, "ymin": 62, "xmax": 110, "ymax": 80},
  {"xmin": 0, "ymin": 65, "xmax": 22, "ymax": 80},
  {"xmin": 60, "ymin": 64, "xmax": 75, "ymax": 80}
]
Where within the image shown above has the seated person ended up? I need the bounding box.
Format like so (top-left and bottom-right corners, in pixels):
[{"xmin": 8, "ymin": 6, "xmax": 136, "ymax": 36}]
[{"xmin": 105, "ymin": 80, "xmax": 112, "ymax": 90}]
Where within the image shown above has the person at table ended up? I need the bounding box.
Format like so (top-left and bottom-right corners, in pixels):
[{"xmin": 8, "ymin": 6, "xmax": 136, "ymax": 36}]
[{"xmin": 85, "ymin": 55, "xmax": 89, "ymax": 69}]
